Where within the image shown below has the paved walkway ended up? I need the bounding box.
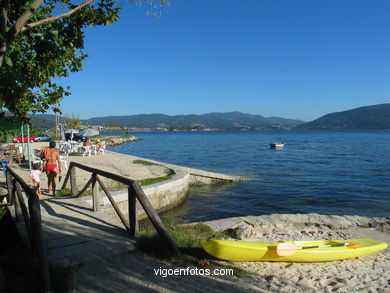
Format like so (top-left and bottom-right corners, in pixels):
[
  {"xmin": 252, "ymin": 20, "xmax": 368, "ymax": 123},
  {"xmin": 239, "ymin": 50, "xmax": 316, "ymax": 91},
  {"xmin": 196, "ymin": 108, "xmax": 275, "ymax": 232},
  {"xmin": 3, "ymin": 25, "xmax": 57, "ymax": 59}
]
[
  {"xmin": 40, "ymin": 197, "xmax": 136, "ymax": 267},
  {"xmin": 0, "ymin": 146, "xmax": 242, "ymax": 270}
]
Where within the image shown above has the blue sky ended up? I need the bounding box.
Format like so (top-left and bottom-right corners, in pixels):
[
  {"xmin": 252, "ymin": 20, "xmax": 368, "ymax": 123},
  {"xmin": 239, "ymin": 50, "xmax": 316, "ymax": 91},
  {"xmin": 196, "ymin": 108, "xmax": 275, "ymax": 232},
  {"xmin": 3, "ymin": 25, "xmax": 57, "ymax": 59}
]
[{"xmin": 58, "ymin": 0, "xmax": 390, "ymax": 121}]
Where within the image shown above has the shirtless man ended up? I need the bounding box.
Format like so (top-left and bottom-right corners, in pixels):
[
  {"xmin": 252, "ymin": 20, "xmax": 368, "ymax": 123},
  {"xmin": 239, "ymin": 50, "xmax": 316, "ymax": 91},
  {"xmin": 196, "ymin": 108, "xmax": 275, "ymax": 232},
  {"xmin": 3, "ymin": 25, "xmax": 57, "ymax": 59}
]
[{"xmin": 44, "ymin": 141, "xmax": 62, "ymax": 196}]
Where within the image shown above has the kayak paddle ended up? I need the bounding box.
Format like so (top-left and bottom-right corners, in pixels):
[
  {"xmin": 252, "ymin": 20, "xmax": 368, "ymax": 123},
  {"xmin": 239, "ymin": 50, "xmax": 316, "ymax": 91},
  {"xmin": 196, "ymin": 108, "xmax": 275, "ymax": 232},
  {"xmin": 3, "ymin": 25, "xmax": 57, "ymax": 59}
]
[{"xmin": 276, "ymin": 242, "xmax": 359, "ymax": 256}]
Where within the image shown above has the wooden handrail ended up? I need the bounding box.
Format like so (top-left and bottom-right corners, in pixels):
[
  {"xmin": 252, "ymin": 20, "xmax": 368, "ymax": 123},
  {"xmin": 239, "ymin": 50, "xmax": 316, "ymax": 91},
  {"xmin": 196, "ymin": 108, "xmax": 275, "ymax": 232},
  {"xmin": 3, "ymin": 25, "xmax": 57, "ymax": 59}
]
[
  {"xmin": 61, "ymin": 161, "xmax": 178, "ymax": 253},
  {"xmin": 5, "ymin": 166, "xmax": 51, "ymax": 292},
  {"xmin": 62, "ymin": 161, "xmax": 137, "ymax": 186},
  {"xmin": 4, "ymin": 160, "xmax": 178, "ymax": 292}
]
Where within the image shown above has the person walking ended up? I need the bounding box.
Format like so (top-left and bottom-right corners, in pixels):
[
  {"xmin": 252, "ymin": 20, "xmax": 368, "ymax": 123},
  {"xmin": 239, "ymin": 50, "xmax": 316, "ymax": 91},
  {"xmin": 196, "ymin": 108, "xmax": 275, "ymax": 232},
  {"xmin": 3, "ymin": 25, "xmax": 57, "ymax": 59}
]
[
  {"xmin": 29, "ymin": 161, "xmax": 42, "ymax": 196},
  {"xmin": 43, "ymin": 141, "xmax": 62, "ymax": 196}
]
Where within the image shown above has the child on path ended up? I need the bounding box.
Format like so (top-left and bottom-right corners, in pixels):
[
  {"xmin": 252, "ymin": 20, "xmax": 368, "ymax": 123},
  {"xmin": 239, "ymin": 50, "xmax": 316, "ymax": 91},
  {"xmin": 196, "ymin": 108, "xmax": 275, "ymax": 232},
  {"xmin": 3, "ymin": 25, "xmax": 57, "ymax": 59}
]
[{"xmin": 29, "ymin": 161, "xmax": 42, "ymax": 196}]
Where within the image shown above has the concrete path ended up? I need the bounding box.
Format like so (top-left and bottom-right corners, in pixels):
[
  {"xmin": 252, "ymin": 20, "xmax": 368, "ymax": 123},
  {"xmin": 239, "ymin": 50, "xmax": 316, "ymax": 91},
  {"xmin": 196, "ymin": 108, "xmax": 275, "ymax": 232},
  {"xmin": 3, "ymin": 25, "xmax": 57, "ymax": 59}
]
[{"xmin": 40, "ymin": 197, "xmax": 136, "ymax": 267}]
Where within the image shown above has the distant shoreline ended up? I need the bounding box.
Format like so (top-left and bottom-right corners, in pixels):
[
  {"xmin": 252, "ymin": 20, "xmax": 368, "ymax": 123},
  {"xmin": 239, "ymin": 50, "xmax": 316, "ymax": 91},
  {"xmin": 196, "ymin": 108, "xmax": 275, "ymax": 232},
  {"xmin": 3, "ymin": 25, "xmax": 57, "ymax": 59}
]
[
  {"xmin": 90, "ymin": 134, "xmax": 141, "ymax": 146},
  {"xmin": 101, "ymin": 128, "xmax": 390, "ymax": 133}
]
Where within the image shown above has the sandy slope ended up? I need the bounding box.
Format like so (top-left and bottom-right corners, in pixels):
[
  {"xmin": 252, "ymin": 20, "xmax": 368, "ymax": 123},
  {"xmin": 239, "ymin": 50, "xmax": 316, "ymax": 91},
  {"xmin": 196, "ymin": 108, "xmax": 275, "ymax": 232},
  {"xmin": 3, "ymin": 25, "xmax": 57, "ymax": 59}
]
[{"xmin": 72, "ymin": 215, "xmax": 389, "ymax": 293}]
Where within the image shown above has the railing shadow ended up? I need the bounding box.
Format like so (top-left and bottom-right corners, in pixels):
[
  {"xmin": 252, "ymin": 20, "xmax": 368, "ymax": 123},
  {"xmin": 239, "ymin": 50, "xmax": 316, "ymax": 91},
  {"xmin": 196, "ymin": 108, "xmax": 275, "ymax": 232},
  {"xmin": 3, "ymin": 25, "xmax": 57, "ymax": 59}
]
[
  {"xmin": 5, "ymin": 166, "xmax": 51, "ymax": 292},
  {"xmin": 40, "ymin": 199, "xmax": 122, "ymax": 232},
  {"xmin": 5, "ymin": 161, "xmax": 179, "ymax": 292},
  {"xmin": 60, "ymin": 161, "xmax": 177, "ymax": 252}
]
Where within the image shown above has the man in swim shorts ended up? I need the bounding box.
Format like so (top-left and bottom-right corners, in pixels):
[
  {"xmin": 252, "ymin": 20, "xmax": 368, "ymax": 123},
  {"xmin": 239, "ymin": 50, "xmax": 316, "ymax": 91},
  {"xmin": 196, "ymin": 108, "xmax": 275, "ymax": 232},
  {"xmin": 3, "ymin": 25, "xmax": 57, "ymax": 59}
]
[{"xmin": 43, "ymin": 141, "xmax": 62, "ymax": 196}]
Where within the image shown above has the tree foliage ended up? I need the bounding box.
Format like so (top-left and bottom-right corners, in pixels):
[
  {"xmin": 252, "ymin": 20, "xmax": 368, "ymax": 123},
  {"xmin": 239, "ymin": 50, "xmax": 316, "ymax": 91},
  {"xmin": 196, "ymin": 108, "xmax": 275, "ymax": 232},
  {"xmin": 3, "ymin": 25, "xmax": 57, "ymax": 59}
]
[
  {"xmin": 105, "ymin": 122, "xmax": 116, "ymax": 128},
  {"xmin": 0, "ymin": 0, "xmax": 173, "ymax": 122},
  {"xmin": 64, "ymin": 114, "xmax": 82, "ymax": 129}
]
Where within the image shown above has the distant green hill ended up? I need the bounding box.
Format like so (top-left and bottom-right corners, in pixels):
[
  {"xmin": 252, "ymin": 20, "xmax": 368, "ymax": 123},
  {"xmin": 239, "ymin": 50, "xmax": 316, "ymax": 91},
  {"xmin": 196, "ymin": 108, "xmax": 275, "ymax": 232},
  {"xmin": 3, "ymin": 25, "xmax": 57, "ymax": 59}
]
[
  {"xmin": 29, "ymin": 114, "xmax": 59, "ymax": 129},
  {"xmin": 86, "ymin": 112, "xmax": 305, "ymax": 130},
  {"xmin": 0, "ymin": 113, "xmax": 64, "ymax": 131},
  {"xmin": 2, "ymin": 111, "xmax": 304, "ymax": 131},
  {"xmin": 297, "ymin": 104, "xmax": 390, "ymax": 129}
]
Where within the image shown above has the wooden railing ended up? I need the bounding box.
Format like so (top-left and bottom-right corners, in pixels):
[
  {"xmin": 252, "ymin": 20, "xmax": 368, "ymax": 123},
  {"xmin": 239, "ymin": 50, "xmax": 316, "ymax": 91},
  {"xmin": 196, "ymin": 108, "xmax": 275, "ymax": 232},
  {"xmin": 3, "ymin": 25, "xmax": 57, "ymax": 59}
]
[
  {"xmin": 4, "ymin": 161, "xmax": 177, "ymax": 293},
  {"xmin": 5, "ymin": 166, "xmax": 50, "ymax": 293},
  {"xmin": 61, "ymin": 161, "xmax": 177, "ymax": 252}
]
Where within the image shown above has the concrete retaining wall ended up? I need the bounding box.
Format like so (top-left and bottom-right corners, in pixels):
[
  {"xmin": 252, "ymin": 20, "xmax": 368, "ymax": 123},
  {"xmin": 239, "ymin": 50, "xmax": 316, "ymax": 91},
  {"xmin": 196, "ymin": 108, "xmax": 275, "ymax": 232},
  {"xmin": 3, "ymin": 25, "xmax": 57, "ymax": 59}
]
[
  {"xmin": 86, "ymin": 169, "xmax": 190, "ymax": 220},
  {"xmin": 84, "ymin": 155, "xmax": 244, "ymax": 220},
  {"xmin": 135, "ymin": 158, "xmax": 244, "ymax": 185}
]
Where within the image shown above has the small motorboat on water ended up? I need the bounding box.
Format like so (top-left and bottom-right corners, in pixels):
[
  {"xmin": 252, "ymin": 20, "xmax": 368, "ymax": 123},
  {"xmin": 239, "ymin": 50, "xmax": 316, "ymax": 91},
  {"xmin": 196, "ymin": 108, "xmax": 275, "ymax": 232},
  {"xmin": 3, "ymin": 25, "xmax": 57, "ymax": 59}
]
[{"xmin": 270, "ymin": 142, "xmax": 285, "ymax": 149}]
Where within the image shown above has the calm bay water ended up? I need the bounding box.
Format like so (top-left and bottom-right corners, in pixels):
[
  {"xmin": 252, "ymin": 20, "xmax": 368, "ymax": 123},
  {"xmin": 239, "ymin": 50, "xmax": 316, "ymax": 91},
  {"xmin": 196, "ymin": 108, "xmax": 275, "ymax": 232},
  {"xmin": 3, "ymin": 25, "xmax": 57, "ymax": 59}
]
[{"xmin": 105, "ymin": 130, "xmax": 390, "ymax": 222}]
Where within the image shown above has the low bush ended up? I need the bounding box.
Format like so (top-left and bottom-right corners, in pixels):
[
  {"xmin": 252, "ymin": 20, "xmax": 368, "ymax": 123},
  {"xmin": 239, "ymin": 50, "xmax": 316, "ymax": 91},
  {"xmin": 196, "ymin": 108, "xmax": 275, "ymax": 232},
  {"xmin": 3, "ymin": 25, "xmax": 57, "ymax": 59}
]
[{"xmin": 136, "ymin": 223, "xmax": 229, "ymax": 258}]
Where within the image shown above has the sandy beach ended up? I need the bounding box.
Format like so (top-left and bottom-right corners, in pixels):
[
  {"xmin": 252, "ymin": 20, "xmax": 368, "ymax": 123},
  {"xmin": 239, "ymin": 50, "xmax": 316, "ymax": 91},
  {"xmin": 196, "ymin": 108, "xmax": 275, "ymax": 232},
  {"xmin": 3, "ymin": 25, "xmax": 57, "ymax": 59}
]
[
  {"xmin": 1, "ymin": 144, "xmax": 389, "ymax": 292},
  {"xmin": 71, "ymin": 214, "xmax": 389, "ymax": 293},
  {"xmin": 200, "ymin": 215, "xmax": 390, "ymax": 292}
]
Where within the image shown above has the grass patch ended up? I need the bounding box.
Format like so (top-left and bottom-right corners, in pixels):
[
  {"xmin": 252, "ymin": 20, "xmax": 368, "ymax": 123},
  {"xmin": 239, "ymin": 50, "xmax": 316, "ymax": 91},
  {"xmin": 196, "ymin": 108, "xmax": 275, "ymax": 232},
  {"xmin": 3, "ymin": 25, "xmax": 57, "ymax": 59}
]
[
  {"xmin": 55, "ymin": 188, "xmax": 72, "ymax": 197},
  {"xmin": 134, "ymin": 161, "xmax": 175, "ymax": 186},
  {"xmin": 113, "ymin": 181, "xmax": 127, "ymax": 190},
  {"xmin": 136, "ymin": 223, "xmax": 229, "ymax": 258},
  {"xmin": 136, "ymin": 222, "xmax": 245, "ymax": 277},
  {"xmin": 138, "ymin": 174, "xmax": 174, "ymax": 186},
  {"xmin": 133, "ymin": 160, "xmax": 156, "ymax": 166},
  {"xmin": 89, "ymin": 134, "xmax": 105, "ymax": 139},
  {"xmin": 138, "ymin": 169, "xmax": 175, "ymax": 186},
  {"xmin": 170, "ymin": 224, "xmax": 228, "ymax": 248}
]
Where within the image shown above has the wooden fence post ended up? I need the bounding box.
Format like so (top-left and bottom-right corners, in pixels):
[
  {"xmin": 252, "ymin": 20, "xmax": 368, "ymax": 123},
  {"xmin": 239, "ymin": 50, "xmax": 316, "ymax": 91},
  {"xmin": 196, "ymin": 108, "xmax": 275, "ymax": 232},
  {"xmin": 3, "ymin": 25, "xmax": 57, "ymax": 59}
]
[
  {"xmin": 28, "ymin": 194, "xmax": 51, "ymax": 292},
  {"xmin": 15, "ymin": 182, "xmax": 32, "ymax": 240},
  {"xmin": 92, "ymin": 173, "xmax": 99, "ymax": 211},
  {"xmin": 61, "ymin": 164, "xmax": 72, "ymax": 190},
  {"xmin": 130, "ymin": 182, "xmax": 178, "ymax": 253},
  {"xmin": 6, "ymin": 169, "xmax": 13, "ymax": 204},
  {"xmin": 128, "ymin": 186, "xmax": 139, "ymax": 236},
  {"xmin": 6, "ymin": 166, "xmax": 51, "ymax": 292},
  {"xmin": 12, "ymin": 179, "xmax": 22, "ymax": 223},
  {"xmin": 70, "ymin": 165, "xmax": 77, "ymax": 196}
]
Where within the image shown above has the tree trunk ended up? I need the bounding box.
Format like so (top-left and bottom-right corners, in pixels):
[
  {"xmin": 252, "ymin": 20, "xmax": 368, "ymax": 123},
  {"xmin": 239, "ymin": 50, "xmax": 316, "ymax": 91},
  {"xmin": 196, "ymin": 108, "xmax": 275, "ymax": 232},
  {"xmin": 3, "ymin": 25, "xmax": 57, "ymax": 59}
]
[
  {"xmin": 0, "ymin": 0, "xmax": 9, "ymax": 68},
  {"xmin": 0, "ymin": 40, "xmax": 6, "ymax": 68},
  {"xmin": 0, "ymin": 0, "xmax": 45, "ymax": 69},
  {"xmin": 0, "ymin": 0, "xmax": 93, "ymax": 69}
]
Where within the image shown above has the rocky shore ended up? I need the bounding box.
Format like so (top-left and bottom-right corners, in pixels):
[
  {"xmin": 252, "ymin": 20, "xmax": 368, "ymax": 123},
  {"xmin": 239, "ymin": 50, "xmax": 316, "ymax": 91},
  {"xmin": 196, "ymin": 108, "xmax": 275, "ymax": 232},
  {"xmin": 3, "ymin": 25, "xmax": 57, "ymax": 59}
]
[
  {"xmin": 101, "ymin": 135, "xmax": 141, "ymax": 146},
  {"xmin": 202, "ymin": 213, "xmax": 390, "ymax": 239}
]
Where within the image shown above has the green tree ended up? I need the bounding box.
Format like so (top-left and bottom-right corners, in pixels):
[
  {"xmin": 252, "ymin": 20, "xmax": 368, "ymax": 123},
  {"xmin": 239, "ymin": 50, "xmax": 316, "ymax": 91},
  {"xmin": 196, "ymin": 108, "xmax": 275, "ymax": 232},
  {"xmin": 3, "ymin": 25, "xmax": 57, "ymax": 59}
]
[
  {"xmin": 64, "ymin": 114, "xmax": 81, "ymax": 129},
  {"xmin": 106, "ymin": 122, "xmax": 116, "ymax": 128},
  {"xmin": 0, "ymin": 0, "xmax": 172, "ymax": 122}
]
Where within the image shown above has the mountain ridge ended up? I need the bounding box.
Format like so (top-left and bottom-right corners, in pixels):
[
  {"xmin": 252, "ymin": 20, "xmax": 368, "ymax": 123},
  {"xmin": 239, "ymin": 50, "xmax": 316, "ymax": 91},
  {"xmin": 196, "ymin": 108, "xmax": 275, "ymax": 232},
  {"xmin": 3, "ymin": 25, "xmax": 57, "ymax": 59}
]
[
  {"xmin": 5, "ymin": 103, "xmax": 389, "ymax": 130},
  {"xmin": 85, "ymin": 111, "xmax": 304, "ymax": 130},
  {"xmin": 297, "ymin": 103, "xmax": 390, "ymax": 129}
]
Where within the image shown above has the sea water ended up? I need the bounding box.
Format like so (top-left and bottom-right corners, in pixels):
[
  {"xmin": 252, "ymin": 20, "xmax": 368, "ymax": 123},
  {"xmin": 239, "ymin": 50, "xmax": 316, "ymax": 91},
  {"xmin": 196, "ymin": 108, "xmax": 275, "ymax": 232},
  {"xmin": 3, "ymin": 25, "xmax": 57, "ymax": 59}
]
[{"xmin": 105, "ymin": 130, "xmax": 390, "ymax": 222}]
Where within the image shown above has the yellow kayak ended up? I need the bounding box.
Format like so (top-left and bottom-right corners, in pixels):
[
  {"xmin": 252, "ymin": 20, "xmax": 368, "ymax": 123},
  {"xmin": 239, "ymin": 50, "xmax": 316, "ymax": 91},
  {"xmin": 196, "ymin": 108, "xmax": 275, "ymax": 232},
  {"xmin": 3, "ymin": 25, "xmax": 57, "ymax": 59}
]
[{"xmin": 201, "ymin": 238, "xmax": 387, "ymax": 262}]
